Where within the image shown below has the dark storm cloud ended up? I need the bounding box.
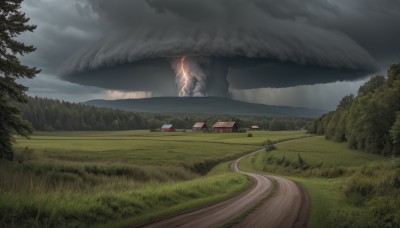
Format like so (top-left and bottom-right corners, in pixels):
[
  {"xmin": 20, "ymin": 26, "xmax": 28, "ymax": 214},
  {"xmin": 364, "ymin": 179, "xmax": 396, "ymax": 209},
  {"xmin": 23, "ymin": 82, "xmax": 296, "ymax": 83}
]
[
  {"xmin": 20, "ymin": 0, "xmax": 101, "ymax": 73},
  {"xmin": 63, "ymin": 0, "xmax": 378, "ymax": 74},
  {"xmin": 22, "ymin": 0, "xmax": 400, "ymax": 97}
]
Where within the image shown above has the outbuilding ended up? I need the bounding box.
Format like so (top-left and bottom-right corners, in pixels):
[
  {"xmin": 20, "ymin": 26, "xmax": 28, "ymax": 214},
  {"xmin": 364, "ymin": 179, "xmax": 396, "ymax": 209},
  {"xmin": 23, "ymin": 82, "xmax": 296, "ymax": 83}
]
[
  {"xmin": 161, "ymin": 124, "xmax": 176, "ymax": 132},
  {"xmin": 250, "ymin": 125, "xmax": 260, "ymax": 131},
  {"xmin": 213, "ymin": 122, "xmax": 239, "ymax": 133},
  {"xmin": 193, "ymin": 122, "xmax": 208, "ymax": 131}
]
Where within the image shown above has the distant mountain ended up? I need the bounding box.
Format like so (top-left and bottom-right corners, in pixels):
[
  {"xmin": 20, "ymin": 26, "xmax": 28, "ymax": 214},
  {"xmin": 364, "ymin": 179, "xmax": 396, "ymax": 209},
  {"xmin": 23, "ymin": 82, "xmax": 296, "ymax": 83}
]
[{"xmin": 84, "ymin": 97, "xmax": 327, "ymax": 118}]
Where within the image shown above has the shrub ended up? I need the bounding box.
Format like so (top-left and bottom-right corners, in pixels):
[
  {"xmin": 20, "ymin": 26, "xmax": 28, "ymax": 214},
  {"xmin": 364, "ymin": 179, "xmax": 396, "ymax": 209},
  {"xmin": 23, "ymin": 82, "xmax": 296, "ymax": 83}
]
[
  {"xmin": 345, "ymin": 173, "xmax": 375, "ymax": 198},
  {"xmin": 366, "ymin": 196, "xmax": 400, "ymax": 227},
  {"xmin": 265, "ymin": 139, "xmax": 273, "ymax": 146},
  {"xmin": 264, "ymin": 145, "xmax": 275, "ymax": 152},
  {"xmin": 264, "ymin": 141, "xmax": 276, "ymax": 152},
  {"xmin": 247, "ymin": 133, "xmax": 253, "ymax": 137}
]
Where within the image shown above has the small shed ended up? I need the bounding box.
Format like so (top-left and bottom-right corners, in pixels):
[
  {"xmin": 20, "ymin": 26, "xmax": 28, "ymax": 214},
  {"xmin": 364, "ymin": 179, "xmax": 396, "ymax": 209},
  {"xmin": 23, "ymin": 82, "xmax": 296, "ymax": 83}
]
[
  {"xmin": 250, "ymin": 125, "xmax": 260, "ymax": 131},
  {"xmin": 193, "ymin": 122, "xmax": 208, "ymax": 131},
  {"xmin": 213, "ymin": 122, "xmax": 239, "ymax": 133},
  {"xmin": 161, "ymin": 124, "xmax": 176, "ymax": 132}
]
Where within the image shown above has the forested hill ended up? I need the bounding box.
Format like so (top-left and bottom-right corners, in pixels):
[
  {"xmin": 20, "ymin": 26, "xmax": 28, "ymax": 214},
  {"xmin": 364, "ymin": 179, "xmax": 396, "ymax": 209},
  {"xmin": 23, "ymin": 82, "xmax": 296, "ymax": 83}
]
[
  {"xmin": 14, "ymin": 97, "xmax": 310, "ymax": 131},
  {"xmin": 308, "ymin": 62, "xmax": 400, "ymax": 156},
  {"xmin": 84, "ymin": 97, "xmax": 327, "ymax": 118}
]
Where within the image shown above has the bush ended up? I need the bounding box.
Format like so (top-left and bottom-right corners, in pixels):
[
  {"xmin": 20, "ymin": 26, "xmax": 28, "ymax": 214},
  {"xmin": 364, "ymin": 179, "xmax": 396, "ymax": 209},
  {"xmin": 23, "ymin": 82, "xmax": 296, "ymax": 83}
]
[
  {"xmin": 366, "ymin": 196, "xmax": 400, "ymax": 227},
  {"xmin": 345, "ymin": 173, "xmax": 375, "ymax": 198},
  {"xmin": 247, "ymin": 133, "xmax": 253, "ymax": 137},
  {"xmin": 264, "ymin": 141, "xmax": 276, "ymax": 152},
  {"xmin": 290, "ymin": 154, "xmax": 310, "ymax": 170},
  {"xmin": 265, "ymin": 139, "xmax": 273, "ymax": 146}
]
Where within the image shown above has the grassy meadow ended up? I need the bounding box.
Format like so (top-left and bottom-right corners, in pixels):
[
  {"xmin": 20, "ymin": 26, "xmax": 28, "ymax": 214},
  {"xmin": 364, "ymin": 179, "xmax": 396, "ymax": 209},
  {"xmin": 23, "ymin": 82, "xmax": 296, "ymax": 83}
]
[
  {"xmin": 0, "ymin": 130, "xmax": 307, "ymax": 227},
  {"xmin": 240, "ymin": 136, "xmax": 400, "ymax": 227}
]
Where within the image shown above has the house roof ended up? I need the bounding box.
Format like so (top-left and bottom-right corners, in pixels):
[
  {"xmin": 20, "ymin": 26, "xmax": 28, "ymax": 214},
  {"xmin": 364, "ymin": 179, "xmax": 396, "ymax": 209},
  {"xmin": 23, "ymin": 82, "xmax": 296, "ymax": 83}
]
[
  {"xmin": 213, "ymin": 122, "xmax": 237, "ymax": 128},
  {"xmin": 251, "ymin": 125, "xmax": 260, "ymax": 128},
  {"xmin": 193, "ymin": 122, "xmax": 206, "ymax": 128},
  {"xmin": 161, "ymin": 124, "xmax": 174, "ymax": 129}
]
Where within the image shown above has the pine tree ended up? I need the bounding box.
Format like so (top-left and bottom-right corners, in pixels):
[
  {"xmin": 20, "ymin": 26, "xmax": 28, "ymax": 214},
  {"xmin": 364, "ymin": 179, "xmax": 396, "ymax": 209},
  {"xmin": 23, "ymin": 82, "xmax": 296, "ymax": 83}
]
[{"xmin": 0, "ymin": 0, "xmax": 40, "ymax": 160}]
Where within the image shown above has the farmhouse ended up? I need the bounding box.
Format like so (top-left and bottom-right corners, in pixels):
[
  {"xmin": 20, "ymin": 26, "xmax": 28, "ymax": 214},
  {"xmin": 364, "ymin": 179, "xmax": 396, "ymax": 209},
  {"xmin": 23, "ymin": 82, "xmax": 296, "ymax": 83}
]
[
  {"xmin": 250, "ymin": 125, "xmax": 260, "ymax": 131},
  {"xmin": 161, "ymin": 124, "xmax": 175, "ymax": 132},
  {"xmin": 213, "ymin": 122, "xmax": 239, "ymax": 133},
  {"xmin": 193, "ymin": 122, "xmax": 207, "ymax": 131}
]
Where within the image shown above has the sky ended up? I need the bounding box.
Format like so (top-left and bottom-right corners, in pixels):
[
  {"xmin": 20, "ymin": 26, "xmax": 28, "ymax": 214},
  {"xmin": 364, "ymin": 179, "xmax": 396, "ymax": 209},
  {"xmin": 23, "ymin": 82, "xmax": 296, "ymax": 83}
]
[{"xmin": 18, "ymin": 0, "xmax": 400, "ymax": 110}]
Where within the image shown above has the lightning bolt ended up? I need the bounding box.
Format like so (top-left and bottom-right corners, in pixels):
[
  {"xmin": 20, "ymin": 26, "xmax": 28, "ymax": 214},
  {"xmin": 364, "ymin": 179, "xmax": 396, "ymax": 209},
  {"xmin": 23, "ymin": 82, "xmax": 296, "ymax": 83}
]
[{"xmin": 177, "ymin": 56, "xmax": 190, "ymax": 97}]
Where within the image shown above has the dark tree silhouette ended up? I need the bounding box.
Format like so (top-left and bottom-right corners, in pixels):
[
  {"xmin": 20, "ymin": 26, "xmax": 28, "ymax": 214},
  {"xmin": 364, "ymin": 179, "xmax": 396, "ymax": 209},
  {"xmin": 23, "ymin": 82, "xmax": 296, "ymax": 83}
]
[{"xmin": 0, "ymin": 0, "xmax": 40, "ymax": 160}]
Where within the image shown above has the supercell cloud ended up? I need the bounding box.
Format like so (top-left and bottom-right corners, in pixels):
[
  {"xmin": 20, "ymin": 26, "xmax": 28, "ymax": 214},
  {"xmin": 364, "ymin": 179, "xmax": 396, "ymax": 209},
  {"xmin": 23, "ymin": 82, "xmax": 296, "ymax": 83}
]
[{"xmin": 59, "ymin": 0, "xmax": 400, "ymax": 97}]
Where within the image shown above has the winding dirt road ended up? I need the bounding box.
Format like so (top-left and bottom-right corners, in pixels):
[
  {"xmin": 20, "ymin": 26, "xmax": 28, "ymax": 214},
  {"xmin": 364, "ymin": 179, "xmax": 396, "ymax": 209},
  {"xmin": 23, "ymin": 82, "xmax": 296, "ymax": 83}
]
[{"xmin": 144, "ymin": 148, "xmax": 310, "ymax": 228}]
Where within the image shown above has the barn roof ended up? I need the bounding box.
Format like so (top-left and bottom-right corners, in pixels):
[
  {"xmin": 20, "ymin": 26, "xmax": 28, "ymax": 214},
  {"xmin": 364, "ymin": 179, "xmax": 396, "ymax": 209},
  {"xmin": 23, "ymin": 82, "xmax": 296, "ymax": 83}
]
[
  {"xmin": 251, "ymin": 125, "xmax": 260, "ymax": 128},
  {"xmin": 193, "ymin": 122, "xmax": 206, "ymax": 128},
  {"xmin": 161, "ymin": 124, "xmax": 174, "ymax": 129},
  {"xmin": 213, "ymin": 122, "xmax": 237, "ymax": 128}
]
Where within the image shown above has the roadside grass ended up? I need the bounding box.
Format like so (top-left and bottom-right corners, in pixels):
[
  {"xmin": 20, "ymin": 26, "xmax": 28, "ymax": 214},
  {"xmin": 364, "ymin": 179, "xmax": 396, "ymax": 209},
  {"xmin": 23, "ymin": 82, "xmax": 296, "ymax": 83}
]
[
  {"xmin": 239, "ymin": 136, "xmax": 397, "ymax": 228},
  {"xmin": 1, "ymin": 130, "xmax": 307, "ymax": 227},
  {"xmin": 0, "ymin": 172, "xmax": 250, "ymax": 228},
  {"xmin": 288, "ymin": 177, "xmax": 352, "ymax": 228}
]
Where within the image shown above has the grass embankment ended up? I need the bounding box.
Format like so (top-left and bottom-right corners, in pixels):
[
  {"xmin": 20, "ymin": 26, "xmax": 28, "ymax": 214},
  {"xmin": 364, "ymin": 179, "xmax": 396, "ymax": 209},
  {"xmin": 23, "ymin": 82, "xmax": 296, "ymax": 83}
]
[
  {"xmin": 1, "ymin": 130, "xmax": 307, "ymax": 227},
  {"xmin": 240, "ymin": 136, "xmax": 400, "ymax": 227},
  {"xmin": 0, "ymin": 162, "xmax": 249, "ymax": 227}
]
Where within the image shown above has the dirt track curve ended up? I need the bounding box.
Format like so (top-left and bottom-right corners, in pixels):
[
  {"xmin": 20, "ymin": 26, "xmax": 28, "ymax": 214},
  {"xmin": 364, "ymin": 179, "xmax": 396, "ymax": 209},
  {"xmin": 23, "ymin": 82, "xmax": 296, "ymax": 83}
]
[{"xmin": 144, "ymin": 148, "xmax": 310, "ymax": 228}]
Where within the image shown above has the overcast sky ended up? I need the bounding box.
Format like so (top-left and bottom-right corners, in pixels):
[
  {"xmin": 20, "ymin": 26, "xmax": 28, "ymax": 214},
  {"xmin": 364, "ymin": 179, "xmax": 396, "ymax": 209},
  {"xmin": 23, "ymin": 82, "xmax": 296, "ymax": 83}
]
[{"xmin": 18, "ymin": 0, "xmax": 400, "ymax": 110}]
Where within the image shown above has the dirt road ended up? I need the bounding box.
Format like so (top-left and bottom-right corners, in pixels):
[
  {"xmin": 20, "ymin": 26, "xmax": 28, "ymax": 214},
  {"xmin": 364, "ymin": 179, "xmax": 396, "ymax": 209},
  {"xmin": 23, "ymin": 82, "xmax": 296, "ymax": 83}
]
[{"xmin": 144, "ymin": 148, "xmax": 310, "ymax": 228}]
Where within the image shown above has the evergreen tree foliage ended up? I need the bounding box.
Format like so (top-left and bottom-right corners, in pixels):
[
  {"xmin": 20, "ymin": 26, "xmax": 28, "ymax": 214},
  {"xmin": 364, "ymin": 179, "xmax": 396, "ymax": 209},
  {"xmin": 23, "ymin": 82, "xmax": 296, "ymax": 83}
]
[
  {"xmin": 0, "ymin": 0, "xmax": 40, "ymax": 160},
  {"xmin": 14, "ymin": 97, "xmax": 310, "ymax": 132}
]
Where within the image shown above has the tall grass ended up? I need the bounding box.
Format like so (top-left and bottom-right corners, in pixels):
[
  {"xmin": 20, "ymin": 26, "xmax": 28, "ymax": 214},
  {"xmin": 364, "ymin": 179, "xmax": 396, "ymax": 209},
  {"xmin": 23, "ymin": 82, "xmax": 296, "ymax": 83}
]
[
  {"xmin": 0, "ymin": 172, "xmax": 249, "ymax": 227},
  {"xmin": 0, "ymin": 160, "xmax": 198, "ymax": 193}
]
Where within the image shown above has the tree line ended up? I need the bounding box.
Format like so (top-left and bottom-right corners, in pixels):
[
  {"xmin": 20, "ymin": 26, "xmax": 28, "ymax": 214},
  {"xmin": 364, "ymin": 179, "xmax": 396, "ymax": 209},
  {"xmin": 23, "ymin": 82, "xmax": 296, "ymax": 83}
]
[
  {"xmin": 307, "ymin": 62, "xmax": 400, "ymax": 156},
  {"xmin": 13, "ymin": 97, "xmax": 309, "ymax": 132}
]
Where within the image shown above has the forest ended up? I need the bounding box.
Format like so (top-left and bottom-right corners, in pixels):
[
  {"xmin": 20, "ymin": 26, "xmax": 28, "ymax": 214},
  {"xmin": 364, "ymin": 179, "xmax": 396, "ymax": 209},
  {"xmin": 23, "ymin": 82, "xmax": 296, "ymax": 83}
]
[
  {"xmin": 13, "ymin": 97, "xmax": 309, "ymax": 132},
  {"xmin": 308, "ymin": 62, "xmax": 400, "ymax": 156}
]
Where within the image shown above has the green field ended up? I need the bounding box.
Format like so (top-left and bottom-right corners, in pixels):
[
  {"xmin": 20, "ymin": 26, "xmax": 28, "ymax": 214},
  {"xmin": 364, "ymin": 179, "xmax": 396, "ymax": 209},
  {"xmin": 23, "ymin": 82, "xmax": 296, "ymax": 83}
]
[
  {"xmin": 240, "ymin": 136, "xmax": 399, "ymax": 227},
  {"xmin": 1, "ymin": 130, "xmax": 307, "ymax": 227},
  {"xmin": 2, "ymin": 131, "xmax": 398, "ymax": 227}
]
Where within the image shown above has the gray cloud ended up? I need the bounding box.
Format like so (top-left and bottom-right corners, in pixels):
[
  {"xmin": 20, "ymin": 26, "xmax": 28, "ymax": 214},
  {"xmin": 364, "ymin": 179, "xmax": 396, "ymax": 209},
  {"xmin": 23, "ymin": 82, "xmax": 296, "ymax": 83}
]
[
  {"xmin": 63, "ymin": 0, "xmax": 379, "ymax": 73},
  {"xmin": 20, "ymin": 0, "xmax": 101, "ymax": 73},
  {"xmin": 20, "ymin": 0, "xmax": 400, "ymax": 99},
  {"xmin": 231, "ymin": 79, "xmax": 368, "ymax": 111}
]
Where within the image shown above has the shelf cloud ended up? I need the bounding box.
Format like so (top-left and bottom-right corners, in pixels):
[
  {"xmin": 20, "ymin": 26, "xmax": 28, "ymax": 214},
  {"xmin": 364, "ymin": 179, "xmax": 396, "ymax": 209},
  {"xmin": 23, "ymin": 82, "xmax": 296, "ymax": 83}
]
[{"xmin": 23, "ymin": 0, "xmax": 400, "ymax": 97}]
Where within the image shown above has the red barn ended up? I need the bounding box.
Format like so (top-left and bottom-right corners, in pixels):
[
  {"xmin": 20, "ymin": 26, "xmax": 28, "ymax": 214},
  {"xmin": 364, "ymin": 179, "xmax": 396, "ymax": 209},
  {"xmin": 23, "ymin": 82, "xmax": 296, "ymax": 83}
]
[
  {"xmin": 161, "ymin": 124, "xmax": 175, "ymax": 132},
  {"xmin": 193, "ymin": 122, "xmax": 207, "ymax": 131},
  {"xmin": 213, "ymin": 122, "xmax": 239, "ymax": 133}
]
